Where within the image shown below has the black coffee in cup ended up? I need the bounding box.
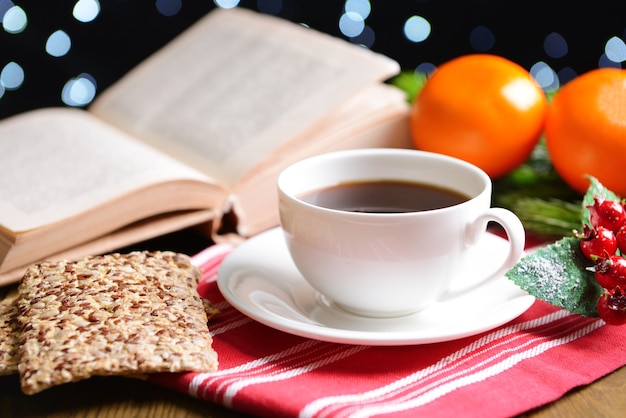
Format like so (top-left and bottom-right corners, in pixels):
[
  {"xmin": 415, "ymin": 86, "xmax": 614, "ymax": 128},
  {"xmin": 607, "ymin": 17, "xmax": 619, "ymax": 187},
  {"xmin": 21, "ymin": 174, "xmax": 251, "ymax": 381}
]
[{"xmin": 299, "ymin": 180, "xmax": 470, "ymax": 213}]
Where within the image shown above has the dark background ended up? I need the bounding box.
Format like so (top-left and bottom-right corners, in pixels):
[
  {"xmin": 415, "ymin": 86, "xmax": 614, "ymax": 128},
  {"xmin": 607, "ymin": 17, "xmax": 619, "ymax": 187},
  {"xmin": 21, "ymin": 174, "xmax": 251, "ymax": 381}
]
[{"xmin": 1, "ymin": 0, "xmax": 626, "ymax": 119}]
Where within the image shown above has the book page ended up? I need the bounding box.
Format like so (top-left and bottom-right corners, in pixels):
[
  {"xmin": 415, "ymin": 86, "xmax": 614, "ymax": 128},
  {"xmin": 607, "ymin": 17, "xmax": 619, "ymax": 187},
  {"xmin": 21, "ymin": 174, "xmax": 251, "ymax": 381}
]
[
  {"xmin": 236, "ymin": 83, "xmax": 410, "ymax": 185},
  {"xmin": 89, "ymin": 7, "xmax": 400, "ymax": 186},
  {"xmin": 0, "ymin": 108, "xmax": 220, "ymax": 232},
  {"xmin": 230, "ymin": 83, "xmax": 412, "ymax": 236}
]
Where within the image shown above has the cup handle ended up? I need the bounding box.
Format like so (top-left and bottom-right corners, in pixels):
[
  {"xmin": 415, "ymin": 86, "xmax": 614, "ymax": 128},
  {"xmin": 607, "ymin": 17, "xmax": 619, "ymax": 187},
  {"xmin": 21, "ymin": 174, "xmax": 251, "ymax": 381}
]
[{"xmin": 438, "ymin": 207, "xmax": 526, "ymax": 301}]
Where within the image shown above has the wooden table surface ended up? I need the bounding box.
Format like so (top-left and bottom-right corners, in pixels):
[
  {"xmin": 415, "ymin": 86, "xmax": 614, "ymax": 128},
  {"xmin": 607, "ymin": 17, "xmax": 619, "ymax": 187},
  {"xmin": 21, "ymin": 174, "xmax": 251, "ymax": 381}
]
[
  {"xmin": 1, "ymin": 227, "xmax": 625, "ymax": 417},
  {"xmin": 1, "ymin": 365, "xmax": 625, "ymax": 417},
  {"xmin": 0, "ymin": 366, "xmax": 624, "ymax": 418}
]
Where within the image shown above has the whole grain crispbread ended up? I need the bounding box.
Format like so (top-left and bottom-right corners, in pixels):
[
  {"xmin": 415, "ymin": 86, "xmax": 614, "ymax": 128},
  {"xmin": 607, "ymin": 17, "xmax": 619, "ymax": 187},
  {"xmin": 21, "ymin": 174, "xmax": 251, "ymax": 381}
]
[
  {"xmin": 16, "ymin": 251, "xmax": 218, "ymax": 395},
  {"xmin": 0, "ymin": 289, "xmax": 19, "ymax": 376}
]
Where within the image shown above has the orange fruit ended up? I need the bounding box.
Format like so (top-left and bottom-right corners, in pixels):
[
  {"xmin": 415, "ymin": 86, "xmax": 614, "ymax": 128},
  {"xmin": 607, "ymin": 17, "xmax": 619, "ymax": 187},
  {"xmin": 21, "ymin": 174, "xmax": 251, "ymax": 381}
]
[
  {"xmin": 545, "ymin": 68, "xmax": 626, "ymax": 196},
  {"xmin": 410, "ymin": 54, "xmax": 548, "ymax": 179}
]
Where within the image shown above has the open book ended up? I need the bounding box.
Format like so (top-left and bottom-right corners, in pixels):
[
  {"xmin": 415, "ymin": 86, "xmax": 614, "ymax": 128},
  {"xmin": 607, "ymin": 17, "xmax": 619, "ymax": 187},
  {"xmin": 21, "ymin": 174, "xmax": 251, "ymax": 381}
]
[{"xmin": 0, "ymin": 7, "xmax": 412, "ymax": 285}]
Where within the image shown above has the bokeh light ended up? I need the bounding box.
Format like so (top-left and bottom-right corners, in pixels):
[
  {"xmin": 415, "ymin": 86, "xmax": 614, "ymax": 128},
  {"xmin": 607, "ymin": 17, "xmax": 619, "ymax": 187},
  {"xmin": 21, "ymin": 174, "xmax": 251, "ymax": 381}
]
[
  {"xmin": 599, "ymin": 53, "xmax": 622, "ymax": 68},
  {"xmin": 0, "ymin": 61, "xmax": 24, "ymax": 90},
  {"xmin": 339, "ymin": 11, "xmax": 364, "ymax": 38},
  {"xmin": 557, "ymin": 67, "xmax": 578, "ymax": 85},
  {"xmin": 61, "ymin": 73, "xmax": 97, "ymax": 107},
  {"xmin": 46, "ymin": 30, "xmax": 72, "ymax": 57},
  {"xmin": 2, "ymin": 4, "xmax": 27, "ymax": 34},
  {"xmin": 73, "ymin": 0, "xmax": 100, "ymax": 23},
  {"xmin": 350, "ymin": 25, "xmax": 374, "ymax": 48},
  {"xmin": 416, "ymin": 62, "xmax": 436, "ymax": 75},
  {"xmin": 469, "ymin": 26, "xmax": 495, "ymax": 52},
  {"xmin": 1, "ymin": 2, "xmax": 626, "ymax": 112},
  {"xmin": 156, "ymin": 0, "xmax": 182, "ymax": 17},
  {"xmin": 605, "ymin": 36, "xmax": 626, "ymax": 63},
  {"xmin": 344, "ymin": 0, "xmax": 370, "ymax": 19},
  {"xmin": 257, "ymin": 0, "xmax": 282, "ymax": 15},
  {"xmin": 404, "ymin": 15, "xmax": 431, "ymax": 43},
  {"xmin": 544, "ymin": 32, "xmax": 568, "ymax": 59},
  {"xmin": 214, "ymin": 0, "xmax": 239, "ymax": 9},
  {"xmin": 530, "ymin": 61, "xmax": 559, "ymax": 92}
]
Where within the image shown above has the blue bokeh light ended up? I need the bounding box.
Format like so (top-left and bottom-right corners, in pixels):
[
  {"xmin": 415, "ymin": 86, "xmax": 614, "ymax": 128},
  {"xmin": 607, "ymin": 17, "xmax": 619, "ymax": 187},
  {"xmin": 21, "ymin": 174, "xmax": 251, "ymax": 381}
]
[{"xmin": 404, "ymin": 15, "xmax": 431, "ymax": 43}]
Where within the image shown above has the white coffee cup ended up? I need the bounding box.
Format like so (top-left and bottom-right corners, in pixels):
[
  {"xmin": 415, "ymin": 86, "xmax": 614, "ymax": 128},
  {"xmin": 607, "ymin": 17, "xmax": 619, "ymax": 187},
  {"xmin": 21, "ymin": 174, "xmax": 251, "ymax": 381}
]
[{"xmin": 277, "ymin": 148, "xmax": 525, "ymax": 318}]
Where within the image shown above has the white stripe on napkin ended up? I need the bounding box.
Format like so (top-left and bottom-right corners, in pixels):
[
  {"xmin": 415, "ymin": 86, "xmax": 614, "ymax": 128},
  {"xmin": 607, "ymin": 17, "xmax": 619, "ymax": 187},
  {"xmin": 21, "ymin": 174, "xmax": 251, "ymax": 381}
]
[
  {"xmin": 188, "ymin": 307, "xmax": 592, "ymax": 415},
  {"xmin": 299, "ymin": 316, "xmax": 603, "ymax": 418},
  {"xmin": 189, "ymin": 339, "xmax": 369, "ymax": 404},
  {"xmin": 220, "ymin": 345, "xmax": 370, "ymax": 407},
  {"xmin": 209, "ymin": 317, "xmax": 253, "ymax": 336}
]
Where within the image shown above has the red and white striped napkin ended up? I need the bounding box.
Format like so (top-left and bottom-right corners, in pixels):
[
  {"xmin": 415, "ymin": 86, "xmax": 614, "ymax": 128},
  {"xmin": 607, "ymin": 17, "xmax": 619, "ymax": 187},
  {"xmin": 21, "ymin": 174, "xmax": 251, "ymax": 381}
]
[{"xmin": 149, "ymin": 243, "xmax": 626, "ymax": 418}]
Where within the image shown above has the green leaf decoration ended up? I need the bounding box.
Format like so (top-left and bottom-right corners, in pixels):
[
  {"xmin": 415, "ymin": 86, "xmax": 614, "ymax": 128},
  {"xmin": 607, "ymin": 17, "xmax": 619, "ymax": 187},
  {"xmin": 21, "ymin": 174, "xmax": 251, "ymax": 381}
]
[
  {"xmin": 388, "ymin": 71, "xmax": 428, "ymax": 104},
  {"xmin": 506, "ymin": 237, "xmax": 602, "ymax": 316}
]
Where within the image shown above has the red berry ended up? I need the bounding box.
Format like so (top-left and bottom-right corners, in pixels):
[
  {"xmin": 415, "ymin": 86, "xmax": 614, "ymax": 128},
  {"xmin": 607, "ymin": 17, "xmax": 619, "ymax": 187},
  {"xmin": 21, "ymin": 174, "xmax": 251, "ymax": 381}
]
[
  {"xmin": 595, "ymin": 255, "xmax": 626, "ymax": 289},
  {"xmin": 587, "ymin": 197, "xmax": 626, "ymax": 233},
  {"xmin": 597, "ymin": 288, "xmax": 626, "ymax": 325},
  {"xmin": 578, "ymin": 225, "xmax": 617, "ymax": 260},
  {"xmin": 617, "ymin": 225, "xmax": 626, "ymax": 255}
]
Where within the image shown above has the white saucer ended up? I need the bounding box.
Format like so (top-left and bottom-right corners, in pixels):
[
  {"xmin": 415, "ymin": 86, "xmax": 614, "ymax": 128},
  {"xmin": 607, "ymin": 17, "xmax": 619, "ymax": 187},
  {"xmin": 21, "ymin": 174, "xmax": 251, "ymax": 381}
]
[{"xmin": 217, "ymin": 227, "xmax": 534, "ymax": 346}]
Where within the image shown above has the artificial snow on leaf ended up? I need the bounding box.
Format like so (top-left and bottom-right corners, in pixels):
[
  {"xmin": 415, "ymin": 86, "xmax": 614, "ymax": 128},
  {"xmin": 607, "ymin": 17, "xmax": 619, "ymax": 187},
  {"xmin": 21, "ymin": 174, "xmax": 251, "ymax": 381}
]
[{"xmin": 506, "ymin": 236, "xmax": 602, "ymax": 316}]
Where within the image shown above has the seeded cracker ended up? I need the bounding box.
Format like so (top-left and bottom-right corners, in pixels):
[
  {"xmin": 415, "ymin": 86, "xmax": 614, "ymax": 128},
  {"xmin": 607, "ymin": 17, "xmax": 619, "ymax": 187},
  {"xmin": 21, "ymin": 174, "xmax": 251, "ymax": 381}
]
[
  {"xmin": 16, "ymin": 251, "xmax": 218, "ymax": 395},
  {"xmin": 0, "ymin": 289, "xmax": 19, "ymax": 375}
]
